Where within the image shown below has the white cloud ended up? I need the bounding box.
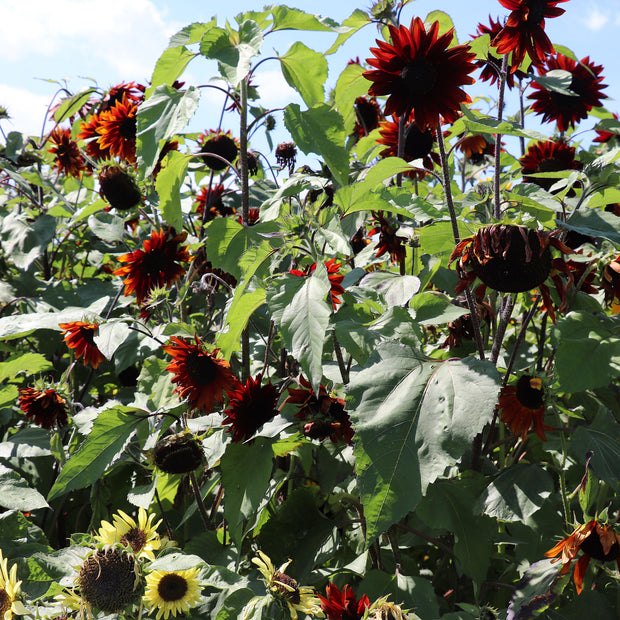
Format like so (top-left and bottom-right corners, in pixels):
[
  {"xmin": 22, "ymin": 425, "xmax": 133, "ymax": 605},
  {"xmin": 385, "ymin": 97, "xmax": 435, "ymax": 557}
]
[
  {"xmin": 0, "ymin": 0, "xmax": 175, "ymax": 79},
  {"xmin": 586, "ymin": 7, "xmax": 609, "ymax": 31},
  {"xmin": 0, "ymin": 84, "xmax": 52, "ymax": 137}
]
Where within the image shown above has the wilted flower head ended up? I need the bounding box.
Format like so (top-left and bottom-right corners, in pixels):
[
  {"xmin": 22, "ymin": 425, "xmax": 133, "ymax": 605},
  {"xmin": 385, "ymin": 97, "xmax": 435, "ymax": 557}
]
[
  {"xmin": 18, "ymin": 387, "xmax": 68, "ymax": 429},
  {"xmin": 275, "ymin": 142, "xmax": 298, "ymax": 174},
  {"xmin": 364, "ymin": 17, "xmax": 476, "ymax": 129},
  {"xmin": 153, "ymin": 432, "xmax": 205, "ymax": 475},
  {"xmin": 370, "ymin": 211, "xmax": 407, "ymax": 264}
]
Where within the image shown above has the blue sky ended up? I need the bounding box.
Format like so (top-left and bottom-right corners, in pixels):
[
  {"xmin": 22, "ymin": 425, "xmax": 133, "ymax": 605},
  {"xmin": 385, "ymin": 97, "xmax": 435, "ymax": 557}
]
[{"xmin": 0, "ymin": 0, "xmax": 618, "ymax": 146}]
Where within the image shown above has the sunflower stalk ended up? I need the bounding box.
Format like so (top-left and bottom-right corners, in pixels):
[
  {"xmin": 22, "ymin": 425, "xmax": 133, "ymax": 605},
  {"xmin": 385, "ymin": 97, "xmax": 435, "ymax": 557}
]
[
  {"xmin": 493, "ymin": 54, "xmax": 509, "ymax": 219},
  {"xmin": 332, "ymin": 330, "xmax": 349, "ymax": 385},
  {"xmin": 490, "ymin": 294, "xmax": 514, "ymax": 364},
  {"xmin": 189, "ymin": 471, "xmax": 212, "ymax": 532},
  {"xmin": 436, "ymin": 127, "xmax": 486, "ymax": 360}
]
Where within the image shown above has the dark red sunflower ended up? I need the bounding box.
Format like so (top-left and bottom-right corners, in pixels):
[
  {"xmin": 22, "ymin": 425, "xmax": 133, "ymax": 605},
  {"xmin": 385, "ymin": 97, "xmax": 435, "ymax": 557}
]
[
  {"xmin": 472, "ymin": 16, "xmax": 527, "ymax": 88},
  {"xmin": 77, "ymin": 114, "xmax": 111, "ymax": 161},
  {"xmin": 498, "ymin": 374, "xmax": 551, "ymax": 441},
  {"xmin": 352, "ymin": 96, "xmax": 384, "ymax": 140},
  {"xmin": 95, "ymin": 94, "xmax": 138, "ymax": 164},
  {"xmin": 237, "ymin": 208, "xmax": 260, "ymax": 226},
  {"xmin": 364, "ymin": 17, "xmax": 476, "ymax": 129},
  {"xmin": 593, "ymin": 112, "xmax": 620, "ymax": 144},
  {"xmin": 163, "ymin": 335, "xmax": 239, "ymax": 413},
  {"xmin": 47, "ymin": 127, "xmax": 89, "ymax": 177},
  {"xmin": 449, "ymin": 224, "xmax": 574, "ymax": 322},
  {"xmin": 194, "ymin": 184, "xmax": 236, "ymax": 220},
  {"xmin": 456, "ymin": 134, "xmax": 498, "ymax": 164},
  {"xmin": 519, "ymin": 139, "xmax": 582, "ymax": 193},
  {"xmin": 529, "ymin": 53, "xmax": 607, "ymax": 132},
  {"xmin": 99, "ymin": 81, "xmax": 145, "ymax": 113},
  {"xmin": 222, "ymin": 374, "xmax": 279, "ymax": 442},
  {"xmin": 369, "ymin": 211, "xmax": 407, "ymax": 264},
  {"xmin": 284, "ymin": 376, "xmax": 354, "ymax": 445},
  {"xmin": 441, "ymin": 296, "xmax": 494, "ymax": 350},
  {"xmin": 491, "ymin": 0, "xmax": 570, "ymax": 71},
  {"xmin": 290, "ymin": 258, "xmax": 345, "ymax": 311},
  {"xmin": 275, "ymin": 141, "xmax": 298, "ymax": 174},
  {"xmin": 318, "ymin": 582, "xmax": 370, "ymax": 620},
  {"xmin": 98, "ymin": 165, "xmax": 142, "ymax": 210},
  {"xmin": 545, "ymin": 521, "xmax": 620, "ymax": 594},
  {"xmin": 602, "ymin": 254, "xmax": 620, "ymax": 309},
  {"xmin": 113, "ymin": 228, "xmax": 191, "ymax": 305},
  {"xmin": 59, "ymin": 321, "xmax": 105, "ymax": 369},
  {"xmin": 197, "ymin": 130, "xmax": 239, "ymax": 171},
  {"xmin": 377, "ymin": 114, "xmax": 440, "ymax": 180},
  {"xmin": 18, "ymin": 388, "xmax": 68, "ymax": 429}
]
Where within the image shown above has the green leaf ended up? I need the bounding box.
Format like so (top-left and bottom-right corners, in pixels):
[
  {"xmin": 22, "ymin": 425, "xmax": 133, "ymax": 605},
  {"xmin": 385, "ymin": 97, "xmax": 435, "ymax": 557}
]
[
  {"xmin": 137, "ymin": 357, "xmax": 176, "ymax": 411},
  {"xmin": 270, "ymin": 6, "xmax": 341, "ymax": 32},
  {"xmin": 169, "ymin": 21, "xmax": 215, "ymax": 47},
  {"xmin": 418, "ymin": 477, "xmax": 495, "ymax": 584},
  {"xmin": 326, "ymin": 9, "xmax": 370, "ymax": 55},
  {"xmin": 88, "ymin": 211, "xmax": 125, "ymax": 243},
  {"xmin": 409, "ymin": 292, "xmax": 469, "ymax": 325},
  {"xmin": 284, "ymin": 103, "xmax": 349, "ymax": 187},
  {"xmin": 204, "ymin": 218, "xmax": 250, "ymax": 281},
  {"xmin": 0, "ymin": 353, "xmax": 53, "ymax": 381},
  {"xmin": 137, "ymin": 85, "xmax": 200, "ymax": 177},
  {"xmin": 0, "ymin": 464, "xmax": 49, "ymax": 511},
  {"xmin": 200, "ymin": 20, "xmax": 263, "ymax": 87},
  {"xmin": 279, "ymin": 42, "xmax": 328, "ymax": 108},
  {"xmin": 279, "ymin": 264, "xmax": 331, "ymax": 394},
  {"xmin": 333, "ymin": 62, "xmax": 370, "ymax": 133},
  {"xmin": 48, "ymin": 406, "xmax": 143, "ymax": 501},
  {"xmin": 93, "ymin": 320, "xmax": 130, "ymax": 360},
  {"xmin": 425, "ymin": 10, "xmax": 458, "ymax": 44},
  {"xmin": 475, "ymin": 464, "xmax": 554, "ymax": 522},
  {"xmin": 155, "ymin": 150, "xmax": 191, "ymax": 232},
  {"xmin": 53, "ymin": 88, "xmax": 96, "ymax": 123},
  {"xmin": 221, "ymin": 439, "xmax": 273, "ymax": 537},
  {"xmin": 461, "ymin": 109, "xmax": 548, "ymax": 141},
  {"xmin": 551, "ymin": 312, "xmax": 620, "ymax": 392},
  {"xmin": 358, "ymin": 272, "xmax": 420, "ymax": 307},
  {"xmin": 558, "ymin": 208, "xmax": 620, "ymax": 246},
  {"xmin": 348, "ymin": 343, "xmax": 500, "ymax": 542},
  {"xmin": 533, "ymin": 69, "xmax": 575, "ymax": 95}
]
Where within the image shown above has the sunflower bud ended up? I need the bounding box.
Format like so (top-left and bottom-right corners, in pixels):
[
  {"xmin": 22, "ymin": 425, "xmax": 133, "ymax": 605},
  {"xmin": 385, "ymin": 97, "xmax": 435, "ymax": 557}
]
[{"xmin": 99, "ymin": 165, "xmax": 141, "ymax": 210}]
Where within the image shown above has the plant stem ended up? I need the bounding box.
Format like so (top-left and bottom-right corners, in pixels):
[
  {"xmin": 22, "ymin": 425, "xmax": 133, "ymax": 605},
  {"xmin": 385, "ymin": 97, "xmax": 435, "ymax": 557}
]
[
  {"xmin": 332, "ymin": 331, "xmax": 349, "ymax": 385},
  {"xmin": 490, "ymin": 294, "xmax": 514, "ymax": 365},
  {"xmin": 189, "ymin": 471, "xmax": 212, "ymax": 531},
  {"xmin": 154, "ymin": 488, "xmax": 175, "ymax": 541},
  {"xmin": 493, "ymin": 54, "xmax": 509, "ymax": 219}
]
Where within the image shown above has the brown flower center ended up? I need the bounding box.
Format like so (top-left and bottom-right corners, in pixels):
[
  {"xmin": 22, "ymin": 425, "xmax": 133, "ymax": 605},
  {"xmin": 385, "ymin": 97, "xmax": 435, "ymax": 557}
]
[
  {"xmin": 516, "ymin": 375, "xmax": 544, "ymax": 409},
  {"xmin": 120, "ymin": 527, "xmax": 147, "ymax": 553},
  {"xmin": 580, "ymin": 529, "xmax": 620, "ymax": 562},
  {"xmin": 273, "ymin": 572, "xmax": 301, "ymax": 604},
  {"xmin": 0, "ymin": 588, "xmax": 11, "ymax": 616},
  {"xmin": 157, "ymin": 573, "xmax": 188, "ymax": 602},
  {"xmin": 401, "ymin": 60, "xmax": 437, "ymax": 97},
  {"xmin": 186, "ymin": 351, "xmax": 218, "ymax": 385},
  {"xmin": 525, "ymin": 0, "xmax": 548, "ymax": 25},
  {"xmin": 79, "ymin": 326, "xmax": 96, "ymax": 344},
  {"xmin": 404, "ymin": 125, "xmax": 434, "ymax": 160},
  {"xmin": 120, "ymin": 116, "xmax": 137, "ymax": 141},
  {"xmin": 140, "ymin": 247, "xmax": 169, "ymax": 277}
]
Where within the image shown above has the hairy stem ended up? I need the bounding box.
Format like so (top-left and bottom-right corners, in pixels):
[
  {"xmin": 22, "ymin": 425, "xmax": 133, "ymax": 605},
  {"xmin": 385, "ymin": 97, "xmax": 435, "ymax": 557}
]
[{"xmin": 493, "ymin": 54, "xmax": 509, "ymax": 219}]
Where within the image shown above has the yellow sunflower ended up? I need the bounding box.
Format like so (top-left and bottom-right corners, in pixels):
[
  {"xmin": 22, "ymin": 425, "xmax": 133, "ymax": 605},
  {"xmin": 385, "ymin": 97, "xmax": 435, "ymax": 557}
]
[
  {"xmin": 0, "ymin": 550, "xmax": 27, "ymax": 620},
  {"xmin": 252, "ymin": 550, "xmax": 323, "ymax": 619},
  {"xmin": 95, "ymin": 507, "xmax": 162, "ymax": 561},
  {"xmin": 143, "ymin": 567, "xmax": 202, "ymax": 619}
]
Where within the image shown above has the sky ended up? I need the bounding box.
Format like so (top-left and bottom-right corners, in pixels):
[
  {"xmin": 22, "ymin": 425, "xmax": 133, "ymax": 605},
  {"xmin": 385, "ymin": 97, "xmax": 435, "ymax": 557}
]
[{"xmin": 0, "ymin": 0, "xmax": 619, "ymax": 147}]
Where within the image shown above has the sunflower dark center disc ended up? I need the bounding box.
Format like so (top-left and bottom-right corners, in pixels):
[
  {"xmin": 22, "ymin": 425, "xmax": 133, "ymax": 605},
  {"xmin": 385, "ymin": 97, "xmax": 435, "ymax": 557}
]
[
  {"xmin": 120, "ymin": 116, "xmax": 137, "ymax": 140},
  {"xmin": 525, "ymin": 0, "xmax": 547, "ymax": 25},
  {"xmin": 0, "ymin": 589, "xmax": 10, "ymax": 615},
  {"xmin": 404, "ymin": 126, "xmax": 434, "ymax": 159},
  {"xmin": 516, "ymin": 375, "xmax": 544, "ymax": 409},
  {"xmin": 579, "ymin": 530, "xmax": 620, "ymax": 562},
  {"xmin": 273, "ymin": 572, "xmax": 301, "ymax": 604},
  {"xmin": 121, "ymin": 527, "xmax": 147, "ymax": 553},
  {"xmin": 158, "ymin": 573, "xmax": 188, "ymax": 601},
  {"xmin": 185, "ymin": 351, "xmax": 218, "ymax": 385},
  {"xmin": 140, "ymin": 247, "xmax": 168, "ymax": 277},
  {"xmin": 79, "ymin": 327, "xmax": 96, "ymax": 344},
  {"xmin": 401, "ymin": 60, "xmax": 437, "ymax": 97}
]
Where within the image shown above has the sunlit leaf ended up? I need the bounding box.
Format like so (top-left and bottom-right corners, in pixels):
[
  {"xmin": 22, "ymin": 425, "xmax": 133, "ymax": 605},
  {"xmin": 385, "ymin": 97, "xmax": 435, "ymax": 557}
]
[
  {"xmin": 279, "ymin": 42, "xmax": 328, "ymax": 108},
  {"xmin": 409, "ymin": 291, "xmax": 470, "ymax": 325},
  {"xmin": 53, "ymin": 88, "xmax": 96, "ymax": 124},
  {"xmin": 155, "ymin": 150, "xmax": 191, "ymax": 232},
  {"xmin": 0, "ymin": 353, "xmax": 53, "ymax": 381}
]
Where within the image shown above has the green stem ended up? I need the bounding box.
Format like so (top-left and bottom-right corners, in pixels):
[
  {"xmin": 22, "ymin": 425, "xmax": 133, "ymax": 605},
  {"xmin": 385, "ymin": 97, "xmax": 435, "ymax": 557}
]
[
  {"xmin": 332, "ymin": 331, "xmax": 349, "ymax": 385},
  {"xmin": 189, "ymin": 471, "xmax": 212, "ymax": 532},
  {"xmin": 493, "ymin": 54, "xmax": 509, "ymax": 219},
  {"xmin": 559, "ymin": 433, "xmax": 571, "ymax": 528},
  {"xmin": 490, "ymin": 294, "xmax": 514, "ymax": 365}
]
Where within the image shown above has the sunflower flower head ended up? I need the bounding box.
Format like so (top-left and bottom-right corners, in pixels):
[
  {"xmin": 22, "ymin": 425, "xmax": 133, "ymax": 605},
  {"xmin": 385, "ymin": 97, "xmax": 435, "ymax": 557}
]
[
  {"xmin": 95, "ymin": 93, "xmax": 138, "ymax": 164},
  {"xmin": 59, "ymin": 320, "xmax": 106, "ymax": 369},
  {"xmin": 370, "ymin": 211, "xmax": 407, "ymax": 265},
  {"xmin": 163, "ymin": 335, "xmax": 239, "ymax": 414},
  {"xmin": 275, "ymin": 142, "xmax": 298, "ymax": 174},
  {"xmin": 520, "ymin": 139, "xmax": 582, "ymax": 193},
  {"xmin": 545, "ymin": 520, "xmax": 620, "ymax": 594},
  {"xmin": 47, "ymin": 127, "xmax": 89, "ymax": 178},
  {"xmin": 113, "ymin": 227, "xmax": 191, "ymax": 306},
  {"xmin": 144, "ymin": 566, "xmax": 202, "ymax": 620},
  {"xmin": 98, "ymin": 164, "xmax": 142, "ymax": 210},
  {"xmin": 0, "ymin": 550, "xmax": 26, "ymax": 620},
  {"xmin": 318, "ymin": 582, "xmax": 370, "ymax": 620},
  {"xmin": 197, "ymin": 129, "xmax": 239, "ymax": 171},
  {"xmin": 252, "ymin": 550, "xmax": 323, "ymax": 619},
  {"xmin": 364, "ymin": 17, "xmax": 476, "ymax": 129},
  {"xmin": 17, "ymin": 387, "xmax": 68, "ymax": 429},
  {"xmin": 95, "ymin": 507, "xmax": 162, "ymax": 561},
  {"xmin": 153, "ymin": 431, "xmax": 206, "ymax": 475},
  {"xmin": 364, "ymin": 595, "xmax": 415, "ymax": 619},
  {"xmin": 352, "ymin": 96, "xmax": 384, "ymax": 140},
  {"xmin": 290, "ymin": 259, "xmax": 345, "ymax": 311}
]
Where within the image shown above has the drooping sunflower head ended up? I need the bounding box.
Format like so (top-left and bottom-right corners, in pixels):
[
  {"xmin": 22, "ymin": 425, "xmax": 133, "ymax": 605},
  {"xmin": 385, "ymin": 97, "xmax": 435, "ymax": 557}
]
[
  {"xmin": 0, "ymin": 550, "xmax": 24, "ymax": 620},
  {"xmin": 95, "ymin": 507, "xmax": 162, "ymax": 561},
  {"xmin": 153, "ymin": 432, "xmax": 205, "ymax": 475},
  {"xmin": 528, "ymin": 52, "xmax": 607, "ymax": 132},
  {"xmin": 98, "ymin": 165, "xmax": 142, "ymax": 210},
  {"xmin": 17, "ymin": 387, "xmax": 68, "ymax": 429},
  {"xmin": 352, "ymin": 96, "xmax": 384, "ymax": 139},
  {"xmin": 197, "ymin": 130, "xmax": 239, "ymax": 171},
  {"xmin": 78, "ymin": 548, "xmax": 141, "ymax": 614},
  {"xmin": 58, "ymin": 320, "xmax": 105, "ymax": 369},
  {"xmin": 144, "ymin": 567, "xmax": 202, "ymax": 620},
  {"xmin": 498, "ymin": 374, "xmax": 549, "ymax": 441},
  {"xmin": 369, "ymin": 211, "xmax": 407, "ymax": 265},
  {"xmin": 163, "ymin": 335, "xmax": 239, "ymax": 413},
  {"xmin": 364, "ymin": 17, "xmax": 476, "ymax": 129},
  {"xmin": 47, "ymin": 127, "xmax": 89, "ymax": 178}
]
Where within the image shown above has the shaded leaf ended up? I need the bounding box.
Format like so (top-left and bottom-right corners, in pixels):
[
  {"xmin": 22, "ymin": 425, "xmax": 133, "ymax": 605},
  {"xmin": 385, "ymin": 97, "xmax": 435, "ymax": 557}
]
[
  {"xmin": 557, "ymin": 209, "xmax": 620, "ymax": 246},
  {"xmin": 0, "ymin": 464, "xmax": 49, "ymax": 511},
  {"xmin": 409, "ymin": 291, "xmax": 469, "ymax": 325}
]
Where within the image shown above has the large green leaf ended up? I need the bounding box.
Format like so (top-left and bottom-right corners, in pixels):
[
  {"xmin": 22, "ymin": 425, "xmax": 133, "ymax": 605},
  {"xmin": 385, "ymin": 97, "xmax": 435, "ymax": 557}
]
[
  {"xmin": 137, "ymin": 85, "xmax": 200, "ymax": 177},
  {"xmin": 409, "ymin": 292, "xmax": 469, "ymax": 326},
  {"xmin": 155, "ymin": 150, "xmax": 191, "ymax": 232},
  {"xmin": 551, "ymin": 312, "xmax": 620, "ymax": 392},
  {"xmin": 47, "ymin": 406, "xmax": 144, "ymax": 501},
  {"xmin": 558, "ymin": 208, "xmax": 620, "ymax": 246},
  {"xmin": 333, "ymin": 62, "xmax": 369, "ymax": 133},
  {"xmin": 93, "ymin": 320, "xmax": 131, "ymax": 360},
  {"xmin": 0, "ymin": 353, "xmax": 52, "ymax": 381},
  {"xmin": 200, "ymin": 20, "xmax": 263, "ymax": 87},
  {"xmin": 475, "ymin": 464, "xmax": 554, "ymax": 522},
  {"xmin": 269, "ymin": 5, "xmax": 341, "ymax": 32},
  {"xmin": 279, "ymin": 42, "xmax": 328, "ymax": 108},
  {"xmin": 325, "ymin": 9, "xmax": 370, "ymax": 54},
  {"xmin": 53, "ymin": 88, "xmax": 96, "ymax": 124},
  {"xmin": 204, "ymin": 218, "xmax": 253, "ymax": 281},
  {"xmin": 347, "ymin": 343, "xmax": 500, "ymax": 542},
  {"xmin": 0, "ymin": 464, "xmax": 49, "ymax": 511},
  {"xmin": 284, "ymin": 103, "xmax": 349, "ymax": 187},
  {"xmin": 418, "ymin": 477, "xmax": 494, "ymax": 584}
]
